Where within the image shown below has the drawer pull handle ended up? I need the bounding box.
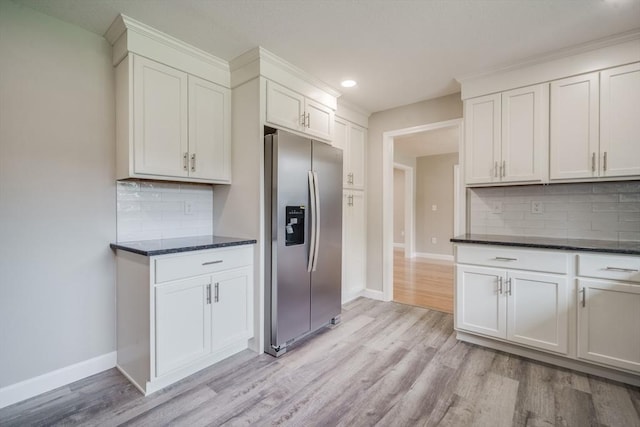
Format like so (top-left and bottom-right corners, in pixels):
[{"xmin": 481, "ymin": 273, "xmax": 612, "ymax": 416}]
[
  {"xmin": 604, "ymin": 266, "xmax": 638, "ymax": 273},
  {"xmin": 494, "ymin": 257, "xmax": 518, "ymax": 261},
  {"xmin": 580, "ymin": 288, "xmax": 586, "ymax": 308},
  {"xmin": 202, "ymin": 260, "xmax": 223, "ymax": 266}
]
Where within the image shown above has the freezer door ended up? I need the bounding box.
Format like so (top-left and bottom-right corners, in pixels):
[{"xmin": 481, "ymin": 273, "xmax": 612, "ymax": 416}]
[
  {"xmin": 310, "ymin": 141, "xmax": 343, "ymax": 330},
  {"xmin": 266, "ymin": 131, "xmax": 313, "ymax": 348}
]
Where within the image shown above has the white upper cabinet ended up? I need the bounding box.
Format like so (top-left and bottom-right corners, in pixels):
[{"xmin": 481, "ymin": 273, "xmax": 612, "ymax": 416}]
[
  {"xmin": 550, "ymin": 72, "xmax": 600, "ymax": 180},
  {"xmin": 464, "ymin": 84, "xmax": 548, "ymax": 185},
  {"xmin": 336, "ymin": 117, "xmax": 366, "ymax": 190},
  {"xmin": 600, "ymin": 62, "xmax": 640, "ymax": 178},
  {"xmin": 133, "ymin": 56, "xmax": 189, "ymax": 179},
  {"xmin": 123, "ymin": 55, "xmax": 231, "ymax": 184},
  {"xmin": 265, "ymin": 80, "xmax": 335, "ymax": 143}
]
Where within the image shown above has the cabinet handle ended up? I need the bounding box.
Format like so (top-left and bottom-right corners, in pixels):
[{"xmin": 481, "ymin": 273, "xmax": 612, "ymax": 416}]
[
  {"xmin": 206, "ymin": 284, "xmax": 211, "ymax": 304},
  {"xmin": 498, "ymin": 276, "xmax": 503, "ymax": 294},
  {"xmin": 603, "ymin": 152, "xmax": 607, "ymax": 172},
  {"xmin": 348, "ymin": 173, "xmax": 354, "ymax": 184},
  {"xmin": 494, "ymin": 257, "xmax": 518, "ymax": 261},
  {"xmin": 506, "ymin": 278, "xmax": 512, "ymax": 296},
  {"xmin": 580, "ymin": 288, "xmax": 586, "ymax": 308},
  {"xmin": 300, "ymin": 113, "xmax": 306, "ymax": 126},
  {"xmin": 214, "ymin": 282, "xmax": 219, "ymax": 303},
  {"xmin": 190, "ymin": 153, "xmax": 196, "ymax": 172},
  {"xmin": 183, "ymin": 152, "xmax": 189, "ymax": 171},
  {"xmin": 502, "ymin": 160, "xmax": 506, "ymax": 178},
  {"xmin": 347, "ymin": 194, "xmax": 353, "ymax": 207},
  {"xmin": 494, "ymin": 161, "xmax": 498, "ymax": 178},
  {"xmin": 591, "ymin": 152, "xmax": 596, "ymax": 173},
  {"xmin": 202, "ymin": 260, "xmax": 223, "ymax": 266},
  {"xmin": 605, "ymin": 266, "xmax": 639, "ymax": 273}
]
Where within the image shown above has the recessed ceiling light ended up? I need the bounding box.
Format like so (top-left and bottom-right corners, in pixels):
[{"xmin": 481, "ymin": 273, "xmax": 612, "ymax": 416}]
[{"xmin": 341, "ymin": 80, "xmax": 357, "ymax": 88}]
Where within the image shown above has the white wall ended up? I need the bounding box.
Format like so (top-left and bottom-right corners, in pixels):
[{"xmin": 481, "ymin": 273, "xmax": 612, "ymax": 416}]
[
  {"xmin": 0, "ymin": 1, "xmax": 115, "ymax": 387},
  {"xmin": 367, "ymin": 93, "xmax": 462, "ymax": 292}
]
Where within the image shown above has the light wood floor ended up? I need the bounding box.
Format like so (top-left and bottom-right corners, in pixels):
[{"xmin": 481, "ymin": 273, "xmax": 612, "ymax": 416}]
[
  {"xmin": 2, "ymin": 298, "xmax": 638, "ymax": 427},
  {"xmin": 393, "ymin": 248, "xmax": 454, "ymax": 313}
]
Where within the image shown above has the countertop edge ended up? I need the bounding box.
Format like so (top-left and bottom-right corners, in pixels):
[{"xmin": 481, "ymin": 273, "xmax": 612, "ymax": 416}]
[
  {"xmin": 110, "ymin": 239, "xmax": 257, "ymax": 257},
  {"xmin": 450, "ymin": 238, "xmax": 640, "ymax": 256}
]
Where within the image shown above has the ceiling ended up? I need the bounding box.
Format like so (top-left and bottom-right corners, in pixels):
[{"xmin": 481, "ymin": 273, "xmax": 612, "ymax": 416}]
[
  {"xmin": 394, "ymin": 127, "xmax": 459, "ymax": 159},
  {"xmin": 13, "ymin": 0, "xmax": 640, "ymax": 113}
]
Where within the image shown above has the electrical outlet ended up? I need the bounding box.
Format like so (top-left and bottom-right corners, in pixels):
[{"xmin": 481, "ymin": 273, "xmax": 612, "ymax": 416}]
[
  {"xmin": 431, "ymin": 237, "xmax": 437, "ymax": 244},
  {"xmin": 531, "ymin": 201, "xmax": 543, "ymax": 214},
  {"xmin": 184, "ymin": 201, "xmax": 194, "ymax": 215},
  {"xmin": 492, "ymin": 201, "xmax": 503, "ymax": 214},
  {"xmin": 432, "ymin": 205, "xmax": 437, "ymax": 211}
]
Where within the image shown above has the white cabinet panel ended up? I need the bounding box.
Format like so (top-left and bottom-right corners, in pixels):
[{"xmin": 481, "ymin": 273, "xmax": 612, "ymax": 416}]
[
  {"xmin": 133, "ymin": 55, "xmax": 188, "ymax": 178},
  {"xmin": 501, "ymin": 84, "xmax": 548, "ymax": 183},
  {"xmin": 155, "ymin": 276, "xmax": 212, "ymax": 377},
  {"xmin": 188, "ymin": 75, "xmax": 231, "ymax": 182},
  {"xmin": 266, "ymin": 80, "xmax": 305, "ymax": 132},
  {"xmin": 333, "ymin": 118, "xmax": 348, "ymax": 151},
  {"xmin": 507, "ymin": 272, "xmax": 568, "ymax": 354},
  {"xmin": 305, "ymin": 98, "xmax": 334, "ymax": 142},
  {"xmin": 212, "ymin": 267, "xmax": 252, "ymax": 351},
  {"xmin": 342, "ymin": 190, "xmax": 366, "ymax": 302},
  {"xmin": 550, "ymin": 73, "xmax": 600, "ymax": 180},
  {"xmin": 456, "ymin": 265, "xmax": 506, "ymax": 339},
  {"xmin": 600, "ymin": 62, "xmax": 640, "ymax": 178},
  {"xmin": 464, "ymin": 94, "xmax": 501, "ymax": 184},
  {"xmin": 577, "ymin": 279, "xmax": 640, "ymax": 372},
  {"xmin": 348, "ymin": 125, "xmax": 366, "ymax": 190}
]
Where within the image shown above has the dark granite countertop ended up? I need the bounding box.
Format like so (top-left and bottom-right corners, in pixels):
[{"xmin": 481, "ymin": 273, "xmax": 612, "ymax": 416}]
[
  {"xmin": 450, "ymin": 234, "xmax": 640, "ymax": 256},
  {"xmin": 110, "ymin": 235, "xmax": 257, "ymax": 256}
]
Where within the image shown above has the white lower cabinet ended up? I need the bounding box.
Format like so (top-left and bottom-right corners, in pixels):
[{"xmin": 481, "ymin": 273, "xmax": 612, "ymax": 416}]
[
  {"xmin": 116, "ymin": 245, "xmax": 254, "ymax": 395},
  {"xmin": 456, "ymin": 264, "xmax": 568, "ymax": 354},
  {"xmin": 342, "ymin": 190, "xmax": 366, "ymax": 302},
  {"xmin": 577, "ymin": 279, "xmax": 640, "ymax": 372}
]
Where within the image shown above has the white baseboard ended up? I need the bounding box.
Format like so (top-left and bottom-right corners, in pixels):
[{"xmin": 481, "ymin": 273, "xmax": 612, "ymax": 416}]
[
  {"xmin": 414, "ymin": 252, "xmax": 454, "ymax": 262},
  {"xmin": 393, "ymin": 243, "xmax": 405, "ymax": 248},
  {"xmin": 362, "ymin": 289, "xmax": 387, "ymax": 301},
  {"xmin": 342, "ymin": 289, "xmax": 364, "ymax": 304},
  {"xmin": 0, "ymin": 351, "xmax": 117, "ymax": 409}
]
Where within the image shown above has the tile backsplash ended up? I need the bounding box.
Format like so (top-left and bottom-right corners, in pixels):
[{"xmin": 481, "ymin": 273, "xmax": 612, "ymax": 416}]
[
  {"xmin": 116, "ymin": 180, "xmax": 213, "ymax": 242},
  {"xmin": 468, "ymin": 181, "xmax": 640, "ymax": 241}
]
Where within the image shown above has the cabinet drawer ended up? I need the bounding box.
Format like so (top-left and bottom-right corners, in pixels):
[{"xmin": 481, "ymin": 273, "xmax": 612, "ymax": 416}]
[
  {"xmin": 155, "ymin": 246, "xmax": 252, "ymax": 284},
  {"xmin": 577, "ymin": 254, "xmax": 640, "ymax": 283},
  {"xmin": 456, "ymin": 245, "xmax": 567, "ymax": 274}
]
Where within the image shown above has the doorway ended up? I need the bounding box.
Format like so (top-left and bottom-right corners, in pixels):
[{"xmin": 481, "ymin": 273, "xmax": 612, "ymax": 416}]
[{"xmin": 382, "ymin": 118, "xmax": 464, "ymax": 308}]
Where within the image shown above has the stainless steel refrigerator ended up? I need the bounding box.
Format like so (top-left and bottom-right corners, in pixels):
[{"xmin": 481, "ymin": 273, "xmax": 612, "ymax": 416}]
[{"xmin": 264, "ymin": 129, "xmax": 343, "ymax": 357}]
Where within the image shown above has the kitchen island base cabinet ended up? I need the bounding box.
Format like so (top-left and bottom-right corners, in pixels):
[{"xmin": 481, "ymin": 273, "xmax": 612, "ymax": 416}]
[{"xmin": 115, "ymin": 245, "xmax": 254, "ymax": 395}]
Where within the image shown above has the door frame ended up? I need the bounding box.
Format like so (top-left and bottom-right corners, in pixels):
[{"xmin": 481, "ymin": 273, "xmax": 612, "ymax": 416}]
[
  {"xmin": 382, "ymin": 118, "xmax": 465, "ymax": 302},
  {"xmin": 393, "ymin": 163, "xmax": 415, "ymax": 258}
]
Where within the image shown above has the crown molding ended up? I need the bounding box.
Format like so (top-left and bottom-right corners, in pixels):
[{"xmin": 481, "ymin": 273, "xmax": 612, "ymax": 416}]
[
  {"xmin": 456, "ymin": 28, "xmax": 640, "ymax": 85},
  {"xmin": 105, "ymin": 14, "xmax": 229, "ymax": 73},
  {"xmin": 337, "ymin": 98, "xmax": 371, "ymax": 118}
]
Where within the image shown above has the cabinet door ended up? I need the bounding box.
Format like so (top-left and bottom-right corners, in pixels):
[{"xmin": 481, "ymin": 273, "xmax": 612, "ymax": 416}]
[
  {"xmin": 577, "ymin": 279, "xmax": 640, "ymax": 372},
  {"xmin": 456, "ymin": 265, "xmax": 506, "ymax": 339},
  {"xmin": 506, "ymin": 272, "xmax": 568, "ymax": 354},
  {"xmin": 334, "ymin": 118, "xmax": 349, "ymax": 185},
  {"xmin": 342, "ymin": 190, "xmax": 366, "ymax": 302},
  {"xmin": 305, "ymin": 98, "xmax": 334, "ymax": 142},
  {"xmin": 265, "ymin": 80, "xmax": 304, "ymax": 133},
  {"xmin": 501, "ymin": 84, "xmax": 548, "ymax": 183},
  {"xmin": 550, "ymin": 73, "xmax": 599, "ymax": 180},
  {"xmin": 464, "ymin": 94, "xmax": 501, "ymax": 184},
  {"xmin": 600, "ymin": 62, "xmax": 640, "ymax": 178},
  {"xmin": 211, "ymin": 267, "xmax": 252, "ymax": 352},
  {"xmin": 348, "ymin": 124, "xmax": 366, "ymax": 190},
  {"xmin": 155, "ymin": 276, "xmax": 212, "ymax": 377},
  {"xmin": 188, "ymin": 75, "xmax": 231, "ymax": 182},
  {"xmin": 133, "ymin": 55, "xmax": 188, "ymax": 178}
]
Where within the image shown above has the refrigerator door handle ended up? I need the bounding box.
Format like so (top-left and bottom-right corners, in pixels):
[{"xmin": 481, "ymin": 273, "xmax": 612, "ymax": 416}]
[
  {"xmin": 307, "ymin": 171, "xmax": 317, "ymax": 273},
  {"xmin": 312, "ymin": 171, "xmax": 321, "ymax": 272}
]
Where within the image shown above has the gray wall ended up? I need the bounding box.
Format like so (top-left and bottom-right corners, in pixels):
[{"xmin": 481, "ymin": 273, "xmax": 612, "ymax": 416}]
[
  {"xmin": 415, "ymin": 153, "xmax": 458, "ymax": 255},
  {"xmin": 367, "ymin": 93, "xmax": 463, "ymax": 292},
  {"xmin": 0, "ymin": 1, "xmax": 116, "ymax": 387},
  {"xmin": 393, "ymin": 168, "xmax": 405, "ymax": 245}
]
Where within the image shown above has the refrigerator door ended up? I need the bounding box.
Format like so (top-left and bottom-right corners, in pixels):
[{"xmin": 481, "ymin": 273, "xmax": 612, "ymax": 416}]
[
  {"xmin": 266, "ymin": 131, "xmax": 313, "ymax": 349},
  {"xmin": 310, "ymin": 141, "xmax": 343, "ymax": 330}
]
